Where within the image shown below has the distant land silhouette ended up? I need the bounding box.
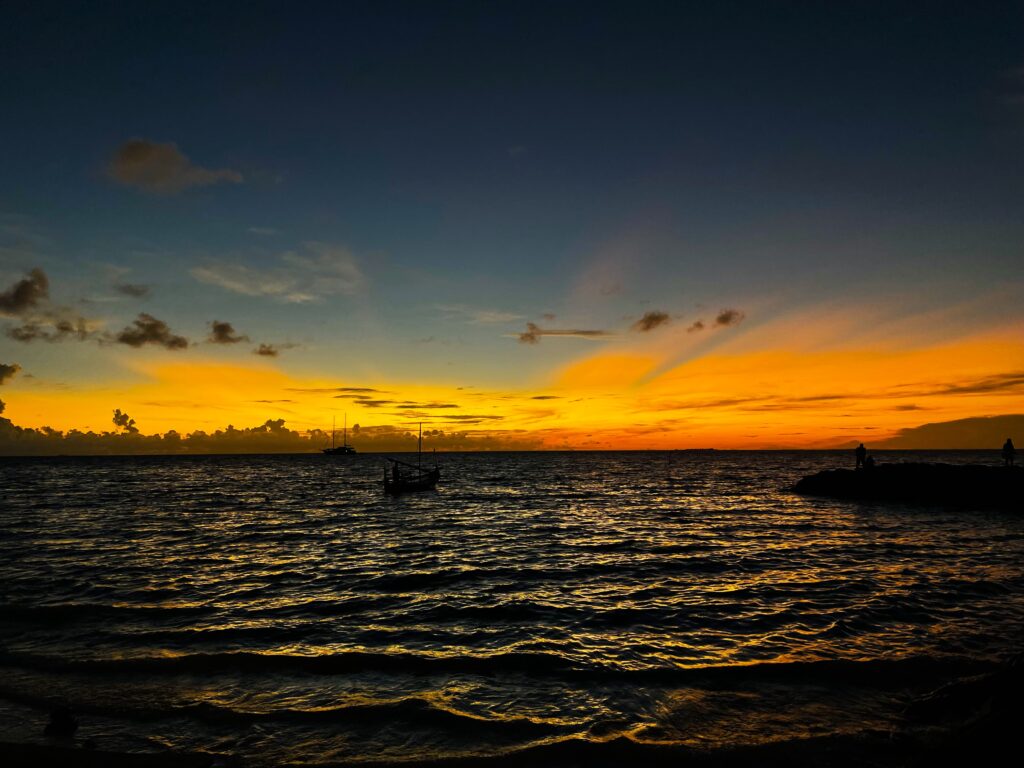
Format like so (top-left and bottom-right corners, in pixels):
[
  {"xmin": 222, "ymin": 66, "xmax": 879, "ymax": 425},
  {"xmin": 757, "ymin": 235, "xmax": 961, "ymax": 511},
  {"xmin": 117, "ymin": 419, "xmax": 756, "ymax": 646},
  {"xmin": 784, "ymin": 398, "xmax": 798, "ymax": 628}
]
[
  {"xmin": 0, "ymin": 411, "xmax": 543, "ymax": 454},
  {"xmin": 837, "ymin": 414, "xmax": 1024, "ymax": 451},
  {"xmin": 0, "ymin": 409, "xmax": 1019, "ymax": 456}
]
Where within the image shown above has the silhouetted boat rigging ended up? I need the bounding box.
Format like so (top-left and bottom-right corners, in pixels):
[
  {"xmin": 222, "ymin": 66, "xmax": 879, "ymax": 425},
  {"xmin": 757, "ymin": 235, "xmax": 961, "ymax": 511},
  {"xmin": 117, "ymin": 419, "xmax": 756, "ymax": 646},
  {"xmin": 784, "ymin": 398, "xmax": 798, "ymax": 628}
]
[
  {"xmin": 384, "ymin": 423, "xmax": 439, "ymax": 494},
  {"xmin": 323, "ymin": 415, "xmax": 356, "ymax": 455}
]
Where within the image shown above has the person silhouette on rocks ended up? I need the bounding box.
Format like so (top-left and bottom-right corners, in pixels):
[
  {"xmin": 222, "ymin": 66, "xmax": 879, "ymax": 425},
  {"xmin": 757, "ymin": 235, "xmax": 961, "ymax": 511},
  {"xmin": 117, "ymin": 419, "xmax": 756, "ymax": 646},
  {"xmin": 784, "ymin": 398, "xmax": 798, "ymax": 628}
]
[
  {"xmin": 855, "ymin": 443, "xmax": 867, "ymax": 470},
  {"xmin": 1003, "ymin": 438, "xmax": 1016, "ymax": 467}
]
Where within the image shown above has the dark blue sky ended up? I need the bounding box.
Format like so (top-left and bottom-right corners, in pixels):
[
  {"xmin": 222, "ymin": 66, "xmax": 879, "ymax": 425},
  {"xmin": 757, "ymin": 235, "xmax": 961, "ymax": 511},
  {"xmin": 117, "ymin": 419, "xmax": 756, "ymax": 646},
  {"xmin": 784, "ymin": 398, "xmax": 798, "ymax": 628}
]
[{"xmin": 1, "ymin": 1, "xmax": 1022, "ymax": 392}]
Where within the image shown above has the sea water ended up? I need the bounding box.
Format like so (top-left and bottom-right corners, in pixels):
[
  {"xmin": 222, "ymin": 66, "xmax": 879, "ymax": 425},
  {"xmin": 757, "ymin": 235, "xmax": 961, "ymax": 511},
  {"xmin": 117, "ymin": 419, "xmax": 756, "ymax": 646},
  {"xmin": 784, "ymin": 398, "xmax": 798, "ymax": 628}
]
[{"xmin": 1, "ymin": 451, "xmax": 1022, "ymax": 763}]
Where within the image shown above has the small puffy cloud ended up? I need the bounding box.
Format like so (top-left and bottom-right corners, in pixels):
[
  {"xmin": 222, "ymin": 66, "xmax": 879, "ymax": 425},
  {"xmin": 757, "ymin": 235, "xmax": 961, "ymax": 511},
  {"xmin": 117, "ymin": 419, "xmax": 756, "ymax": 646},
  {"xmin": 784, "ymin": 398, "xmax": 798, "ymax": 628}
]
[
  {"xmin": 715, "ymin": 308, "xmax": 745, "ymax": 327},
  {"xmin": 114, "ymin": 283, "xmax": 151, "ymax": 298},
  {"xmin": 517, "ymin": 322, "xmax": 612, "ymax": 344},
  {"xmin": 108, "ymin": 139, "xmax": 243, "ymax": 194},
  {"xmin": 681, "ymin": 309, "xmax": 744, "ymax": 334},
  {"xmin": 192, "ymin": 242, "xmax": 364, "ymax": 303},
  {"xmin": 0, "ymin": 362, "xmax": 20, "ymax": 384},
  {"xmin": 115, "ymin": 313, "xmax": 189, "ymax": 349},
  {"xmin": 112, "ymin": 408, "xmax": 139, "ymax": 434},
  {"xmin": 0, "ymin": 268, "xmax": 49, "ymax": 316},
  {"xmin": 207, "ymin": 320, "xmax": 249, "ymax": 344},
  {"xmin": 254, "ymin": 343, "xmax": 279, "ymax": 357},
  {"xmin": 631, "ymin": 310, "xmax": 671, "ymax": 333},
  {"xmin": 253, "ymin": 342, "xmax": 298, "ymax": 357}
]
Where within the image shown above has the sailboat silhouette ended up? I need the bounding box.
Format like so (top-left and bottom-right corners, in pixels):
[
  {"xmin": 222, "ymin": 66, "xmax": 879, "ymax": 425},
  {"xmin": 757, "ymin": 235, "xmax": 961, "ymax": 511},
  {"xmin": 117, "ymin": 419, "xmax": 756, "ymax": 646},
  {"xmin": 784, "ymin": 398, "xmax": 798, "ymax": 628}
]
[{"xmin": 323, "ymin": 414, "xmax": 356, "ymax": 455}]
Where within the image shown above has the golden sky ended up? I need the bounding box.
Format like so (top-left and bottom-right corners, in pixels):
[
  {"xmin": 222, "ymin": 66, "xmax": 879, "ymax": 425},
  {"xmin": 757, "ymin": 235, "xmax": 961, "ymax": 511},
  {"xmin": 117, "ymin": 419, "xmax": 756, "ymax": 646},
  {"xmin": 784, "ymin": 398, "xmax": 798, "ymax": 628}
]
[{"xmin": 4, "ymin": 300, "xmax": 1021, "ymax": 450}]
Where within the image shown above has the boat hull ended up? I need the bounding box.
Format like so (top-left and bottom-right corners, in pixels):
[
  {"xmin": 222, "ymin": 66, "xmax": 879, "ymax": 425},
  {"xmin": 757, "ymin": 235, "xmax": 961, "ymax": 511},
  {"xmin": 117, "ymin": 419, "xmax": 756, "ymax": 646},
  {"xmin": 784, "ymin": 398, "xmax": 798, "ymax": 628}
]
[{"xmin": 384, "ymin": 468, "xmax": 440, "ymax": 494}]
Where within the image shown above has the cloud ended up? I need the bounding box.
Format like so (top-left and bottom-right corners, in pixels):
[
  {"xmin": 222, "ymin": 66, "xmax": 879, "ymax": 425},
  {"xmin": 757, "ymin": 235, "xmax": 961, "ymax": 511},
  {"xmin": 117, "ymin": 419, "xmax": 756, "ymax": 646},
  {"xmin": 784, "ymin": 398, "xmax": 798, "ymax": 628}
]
[
  {"xmin": 115, "ymin": 313, "xmax": 189, "ymax": 349},
  {"xmin": 715, "ymin": 308, "xmax": 745, "ymax": 327},
  {"xmin": 248, "ymin": 227, "xmax": 279, "ymax": 236},
  {"xmin": 112, "ymin": 408, "xmax": 139, "ymax": 434},
  {"xmin": 438, "ymin": 305, "xmax": 524, "ymax": 324},
  {"xmin": 7, "ymin": 317, "xmax": 92, "ymax": 343},
  {"xmin": 253, "ymin": 342, "xmax": 298, "ymax": 357},
  {"xmin": 516, "ymin": 322, "xmax": 613, "ymax": 344},
  {"xmin": 934, "ymin": 371, "xmax": 1024, "ymax": 396},
  {"xmin": 0, "ymin": 268, "xmax": 48, "ymax": 316},
  {"xmin": 2, "ymin": 267, "xmax": 104, "ymax": 343},
  {"xmin": 286, "ymin": 386, "xmax": 390, "ymax": 394},
  {"xmin": 681, "ymin": 309, "xmax": 743, "ymax": 334},
  {"xmin": 0, "ymin": 362, "xmax": 20, "ymax": 384},
  {"xmin": 254, "ymin": 343, "xmax": 279, "ymax": 357},
  {"xmin": 207, "ymin": 320, "xmax": 249, "ymax": 344},
  {"xmin": 114, "ymin": 283, "xmax": 150, "ymax": 298},
  {"xmin": 108, "ymin": 139, "xmax": 243, "ymax": 194},
  {"xmin": 192, "ymin": 243, "xmax": 364, "ymax": 303},
  {"xmin": 393, "ymin": 402, "xmax": 459, "ymax": 409},
  {"xmin": 333, "ymin": 397, "xmax": 397, "ymax": 407},
  {"xmin": 631, "ymin": 311, "xmax": 671, "ymax": 332}
]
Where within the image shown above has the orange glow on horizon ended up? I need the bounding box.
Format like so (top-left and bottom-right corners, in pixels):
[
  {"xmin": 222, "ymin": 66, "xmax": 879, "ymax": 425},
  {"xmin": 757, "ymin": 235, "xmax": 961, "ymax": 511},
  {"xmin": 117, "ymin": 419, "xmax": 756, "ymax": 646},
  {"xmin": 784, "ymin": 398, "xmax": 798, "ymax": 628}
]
[{"xmin": 3, "ymin": 321, "xmax": 1022, "ymax": 449}]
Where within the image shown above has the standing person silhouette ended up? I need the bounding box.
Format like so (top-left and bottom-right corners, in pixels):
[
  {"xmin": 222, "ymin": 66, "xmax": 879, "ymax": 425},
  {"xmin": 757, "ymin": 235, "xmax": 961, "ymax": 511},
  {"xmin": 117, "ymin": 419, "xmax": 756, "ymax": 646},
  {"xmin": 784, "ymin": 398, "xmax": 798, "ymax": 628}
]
[
  {"xmin": 855, "ymin": 443, "xmax": 867, "ymax": 470},
  {"xmin": 1003, "ymin": 438, "xmax": 1016, "ymax": 467}
]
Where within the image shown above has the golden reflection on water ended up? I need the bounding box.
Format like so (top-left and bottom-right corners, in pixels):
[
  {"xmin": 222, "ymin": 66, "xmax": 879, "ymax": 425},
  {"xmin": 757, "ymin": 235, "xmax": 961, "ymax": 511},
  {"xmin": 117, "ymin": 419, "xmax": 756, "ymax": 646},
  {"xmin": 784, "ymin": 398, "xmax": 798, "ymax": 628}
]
[{"xmin": 1, "ymin": 452, "xmax": 1023, "ymax": 763}]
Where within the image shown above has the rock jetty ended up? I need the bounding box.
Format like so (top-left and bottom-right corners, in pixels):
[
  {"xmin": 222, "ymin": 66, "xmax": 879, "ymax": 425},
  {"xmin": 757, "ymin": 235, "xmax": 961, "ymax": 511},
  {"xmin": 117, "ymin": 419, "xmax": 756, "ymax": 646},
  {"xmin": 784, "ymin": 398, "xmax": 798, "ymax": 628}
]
[{"xmin": 794, "ymin": 463, "xmax": 1023, "ymax": 509}]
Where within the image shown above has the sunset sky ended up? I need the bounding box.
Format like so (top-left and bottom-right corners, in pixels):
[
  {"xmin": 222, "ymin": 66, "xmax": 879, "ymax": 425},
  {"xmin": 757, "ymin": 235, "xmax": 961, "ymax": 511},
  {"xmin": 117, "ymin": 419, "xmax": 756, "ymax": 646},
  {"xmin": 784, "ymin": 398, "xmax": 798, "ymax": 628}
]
[{"xmin": 1, "ymin": 1, "xmax": 1022, "ymax": 451}]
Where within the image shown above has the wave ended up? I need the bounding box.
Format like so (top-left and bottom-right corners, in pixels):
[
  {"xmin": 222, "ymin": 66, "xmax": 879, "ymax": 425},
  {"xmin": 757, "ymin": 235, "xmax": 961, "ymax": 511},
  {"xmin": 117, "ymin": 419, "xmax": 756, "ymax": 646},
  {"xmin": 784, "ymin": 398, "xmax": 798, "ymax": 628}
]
[
  {"xmin": 0, "ymin": 602, "xmax": 213, "ymax": 623},
  {"xmin": 0, "ymin": 683, "xmax": 570, "ymax": 737},
  {"xmin": 0, "ymin": 648, "xmax": 996, "ymax": 686}
]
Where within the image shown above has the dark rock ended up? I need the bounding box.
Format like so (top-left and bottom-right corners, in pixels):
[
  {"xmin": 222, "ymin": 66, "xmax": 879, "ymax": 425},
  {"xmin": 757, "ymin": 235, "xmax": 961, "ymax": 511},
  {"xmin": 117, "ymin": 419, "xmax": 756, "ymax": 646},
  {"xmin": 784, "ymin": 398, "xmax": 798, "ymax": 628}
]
[{"xmin": 793, "ymin": 463, "xmax": 1024, "ymax": 509}]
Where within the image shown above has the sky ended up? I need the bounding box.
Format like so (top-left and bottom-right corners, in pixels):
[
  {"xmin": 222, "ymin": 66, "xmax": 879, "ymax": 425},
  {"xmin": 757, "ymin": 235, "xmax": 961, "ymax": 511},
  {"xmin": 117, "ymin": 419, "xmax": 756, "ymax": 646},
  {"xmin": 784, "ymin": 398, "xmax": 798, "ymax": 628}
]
[{"xmin": 1, "ymin": 1, "xmax": 1022, "ymax": 452}]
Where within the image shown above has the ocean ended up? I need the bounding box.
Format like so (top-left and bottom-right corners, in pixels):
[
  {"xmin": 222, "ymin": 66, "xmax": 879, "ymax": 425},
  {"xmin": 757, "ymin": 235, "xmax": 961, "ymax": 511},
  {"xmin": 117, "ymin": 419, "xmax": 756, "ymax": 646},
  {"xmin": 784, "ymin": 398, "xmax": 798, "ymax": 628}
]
[{"xmin": 1, "ymin": 450, "xmax": 1022, "ymax": 765}]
